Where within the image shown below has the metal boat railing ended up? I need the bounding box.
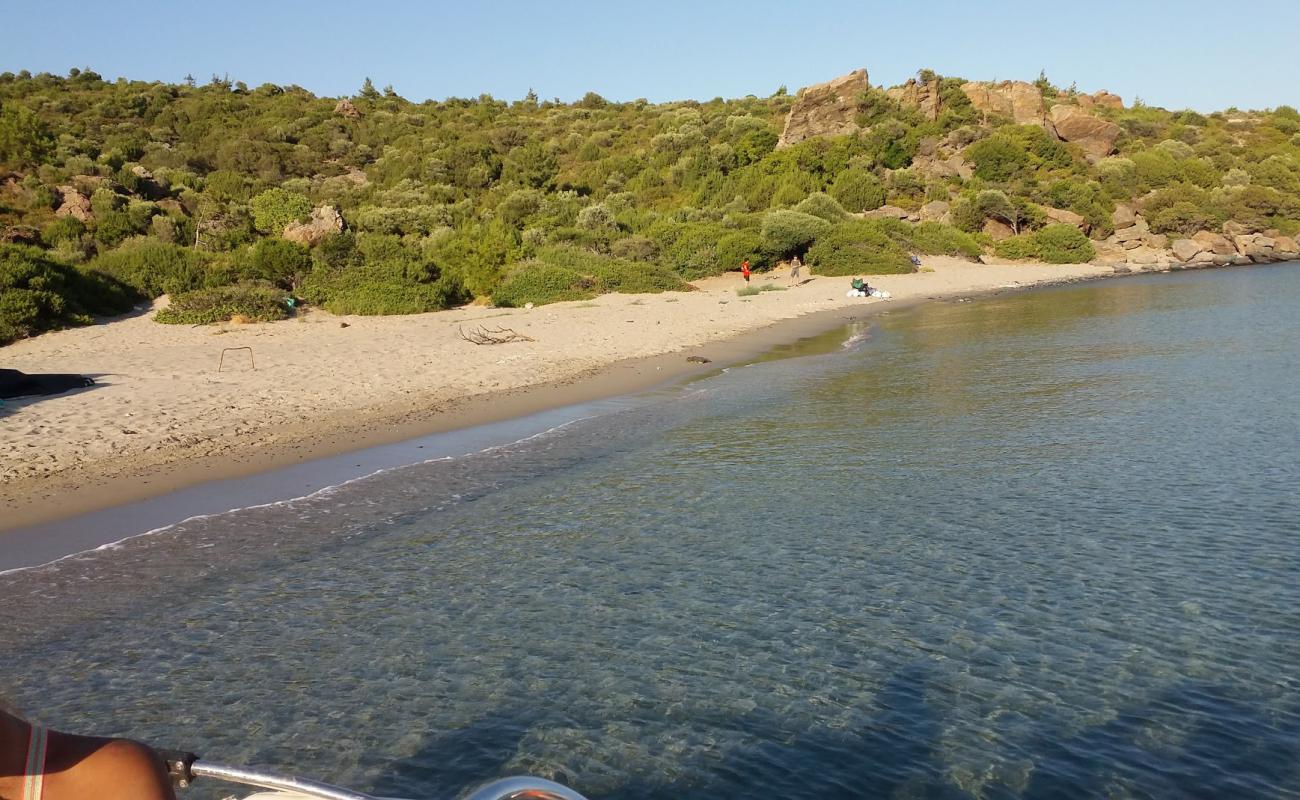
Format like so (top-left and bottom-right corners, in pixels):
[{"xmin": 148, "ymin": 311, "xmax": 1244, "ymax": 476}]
[{"xmin": 164, "ymin": 751, "xmax": 588, "ymax": 800}]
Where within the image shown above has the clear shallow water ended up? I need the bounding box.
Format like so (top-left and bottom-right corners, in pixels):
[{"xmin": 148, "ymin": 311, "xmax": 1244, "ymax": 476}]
[{"xmin": 3, "ymin": 265, "xmax": 1300, "ymax": 799}]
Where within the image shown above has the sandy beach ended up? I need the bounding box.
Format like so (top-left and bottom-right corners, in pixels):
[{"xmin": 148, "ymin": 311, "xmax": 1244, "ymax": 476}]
[{"xmin": 1, "ymin": 257, "xmax": 1118, "ymax": 529}]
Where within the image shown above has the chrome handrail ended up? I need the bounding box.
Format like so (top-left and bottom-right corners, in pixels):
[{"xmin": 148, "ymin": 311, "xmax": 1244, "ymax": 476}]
[
  {"xmin": 183, "ymin": 760, "xmax": 589, "ymax": 800},
  {"xmin": 191, "ymin": 761, "xmax": 378, "ymax": 800}
]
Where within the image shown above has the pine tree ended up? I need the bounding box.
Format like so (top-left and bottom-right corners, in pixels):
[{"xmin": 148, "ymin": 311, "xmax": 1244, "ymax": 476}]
[{"xmin": 358, "ymin": 77, "xmax": 380, "ymax": 100}]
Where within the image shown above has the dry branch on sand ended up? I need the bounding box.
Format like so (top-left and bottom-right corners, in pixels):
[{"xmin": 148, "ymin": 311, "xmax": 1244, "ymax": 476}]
[{"xmin": 458, "ymin": 325, "xmax": 535, "ymax": 345}]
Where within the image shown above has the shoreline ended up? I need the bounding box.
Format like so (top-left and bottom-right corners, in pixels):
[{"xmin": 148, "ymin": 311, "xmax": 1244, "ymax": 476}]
[{"xmin": 1, "ymin": 257, "xmax": 1128, "ymax": 534}]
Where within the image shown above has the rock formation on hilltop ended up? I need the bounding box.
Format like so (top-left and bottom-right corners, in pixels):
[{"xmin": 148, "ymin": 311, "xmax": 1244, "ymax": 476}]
[
  {"xmin": 1049, "ymin": 104, "xmax": 1122, "ymax": 162},
  {"xmin": 777, "ymin": 69, "xmax": 870, "ymax": 148},
  {"xmin": 1076, "ymin": 90, "xmax": 1124, "ymax": 112},
  {"xmin": 885, "ymin": 77, "xmax": 941, "ymax": 121},
  {"xmin": 960, "ymin": 81, "xmax": 1046, "ymax": 125}
]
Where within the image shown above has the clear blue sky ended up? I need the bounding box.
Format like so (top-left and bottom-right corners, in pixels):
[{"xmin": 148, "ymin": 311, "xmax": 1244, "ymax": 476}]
[{"xmin": 4, "ymin": 0, "xmax": 1297, "ymax": 112}]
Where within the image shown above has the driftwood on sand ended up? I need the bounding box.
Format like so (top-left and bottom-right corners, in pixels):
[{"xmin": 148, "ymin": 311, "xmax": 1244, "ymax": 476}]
[{"xmin": 458, "ymin": 325, "xmax": 535, "ymax": 345}]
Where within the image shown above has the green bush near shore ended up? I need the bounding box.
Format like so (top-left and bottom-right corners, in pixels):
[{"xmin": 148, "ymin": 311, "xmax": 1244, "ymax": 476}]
[
  {"xmin": 86, "ymin": 240, "xmax": 214, "ymax": 298},
  {"xmin": 154, "ymin": 283, "xmax": 292, "ymax": 324},
  {"xmin": 493, "ymin": 262, "xmax": 596, "ymax": 307},
  {"xmin": 494, "ymin": 246, "xmax": 691, "ymax": 306},
  {"xmin": 993, "ymin": 224, "xmax": 1096, "ymax": 263},
  {"xmin": 805, "ymin": 221, "xmax": 915, "ymax": 276},
  {"xmin": 0, "ymin": 244, "xmax": 136, "ymax": 344}
]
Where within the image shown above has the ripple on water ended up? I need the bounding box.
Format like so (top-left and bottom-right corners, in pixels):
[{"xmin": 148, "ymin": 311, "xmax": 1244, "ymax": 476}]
[{"xmin": 3, "ymin": 266, "xmax": 1300, "ymax": 799}]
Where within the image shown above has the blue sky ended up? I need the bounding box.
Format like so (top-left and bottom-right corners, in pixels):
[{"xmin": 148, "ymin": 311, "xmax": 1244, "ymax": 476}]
[{"xmin": 4, "ymin": 0, "xmax": 1298, "ymax": 111}]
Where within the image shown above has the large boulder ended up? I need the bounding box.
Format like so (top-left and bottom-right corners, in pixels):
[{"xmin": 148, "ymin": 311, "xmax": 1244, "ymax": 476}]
[
  {"xmin": 861, "ymin": 204, "xmax": 916, "ymax": 221},
  {"xmin": 1192, "ymin": 230, "xmax": 1236, "ymax": 256},
  {"xmin": 885, "ymin": 77, "xmax": 942, "ymax": 121},
  {"xmin": 1273, "ymin": 235, "xmax": 1299, "ymax": 260},
  {"xmin": 1171, "ymin": 238, "xmax": 1204, "ymax": 262},
  {"xmin": 1113, "ymin": 216, "xmax": 1150, "ymax": 244},
  {"xmin": 1041, "ymin": 205, "xmax": 1087, "ymax": 231},
  {"xmin": 1233, "ymin": 234, "xmax": 1276, "ymax": 262},
  {"xmin": 919, "ymin": 200, "xmax": 951, "ymax": 223},
  {"xmin": 960, "ymin": 81, "xmax": 1045, "ymax": 125},
  {"xmin": 1112, "ymin": 204, "xmax": 1138, "ymax": 230},
  {"xmin": 55, "ymin": 186, "xmax": 93, "ymax": 223},
  {"xmin": 1049, "ymin": 105, "xmax": 1121, "ymax": 162},
  {"xmin": 283, "ymin": 205, "xmax": 344, "ymax": 246},
  {"xmin": 778, "ymin": 69, "xmax": 870, "ymax": 148},
  {"xmin": 983, "ymin": 219, "xmax": 1015, "ymax": 240},
  {"xmin": 1127, "ymin": 246, "xmax": 1162, "ymax": 266}
]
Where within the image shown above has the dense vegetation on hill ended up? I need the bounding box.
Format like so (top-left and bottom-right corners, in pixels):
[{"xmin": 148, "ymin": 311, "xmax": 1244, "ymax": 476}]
[{"xmin": 2, "ymin": 67, "xmax": 1300, "ymax": 344}]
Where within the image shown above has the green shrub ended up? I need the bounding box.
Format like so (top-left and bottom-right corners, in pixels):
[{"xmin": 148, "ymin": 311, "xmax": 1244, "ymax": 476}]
[
  {"xmin": 493, "ymin": 262, "xmax": 595, "ymax": 307},
  {"xmin": 760, "ymin": 210, "xmax": 831, "ymax": 258},
  {"xmin": 1150, "ymin": 201, "xmax": 1220, "ymax": 235},
  {"xmin": 995, "ymin": 225, "xmax": 1095, "ymax": 263},
  {"xmin": 829, "ymin": 168, "xmax": 886, "ymax": 212},
  {"xmin": 41, "ymin": 216, "xmax": 86, "ymax": 247},
  {"xmin": 435, "ymin": 222, "xmax": 520, "ymax": 297},
  {"xmin": 250, "ymin": 187, "xmax": 311, "ymax": 233},
  {"xmin": 910, "ymin": 222, "xmax": 983, "ymax": 258},
  {"xmin": 309, "ymin": 275, "xmax": 467, "ymax": 315},
  {"xmin": 715, "ymin": 229, "xmax": 769, "ymax": 275},
  {"xmin": 154, "ymin": 283, "xmax": 292, "ymax": 324},
  {"xmin": 85, "ymin": 240, "xmax": 211, "ymax": 297},
  {"xmin": 1, "ymin": 244, "xmax": 135, "ymax": 344},
  {"xmin": 993, "ymin": 234, "xmax": 1041, "ymax": 260},
  {"xmin": 245, "ymin": 238, "xmax": 311, "ymax": 288},
  {"xmin": 586, "ymin": 259, "xmax": 689, "ymax": 294},
  {"xmin": 531, "ymin": 245, "xmax": 690, "ymax": 295},
  {"xmin": 793, "ymin": 192, "xmax": 850, "ymax": 222},
  {"xmin": 1035, "ymin": 224, "xmax": 1095, "ymax": 263},
  {"xmin": 610, "ymin": 235, "xmax": 657, "ymax": 261},
  {"xmin": 737, "ymin": 283, "xmax": 785, "ymax": 296},
  {"xmin": 805, "ymin": 221, "xmax": 913, "ymax": 276},
  {"xmin": 965, "ymin": 134, "xmax": 1030, "ymax": 181}
]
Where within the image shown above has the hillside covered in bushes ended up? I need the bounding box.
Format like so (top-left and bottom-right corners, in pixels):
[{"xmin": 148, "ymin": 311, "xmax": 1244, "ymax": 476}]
[{"xmin": 3, "ymin": 65, "xmax": 1300, "ymax": 344}]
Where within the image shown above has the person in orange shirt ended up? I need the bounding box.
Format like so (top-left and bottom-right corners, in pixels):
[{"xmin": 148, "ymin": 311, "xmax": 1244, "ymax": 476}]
[
  {"xmin": 0, "ymin": 704, "xmax": 175, "ymax": 800},
  {"xmin": 741, "ymin": 258, "xmax": 751, "ymax": 283}
]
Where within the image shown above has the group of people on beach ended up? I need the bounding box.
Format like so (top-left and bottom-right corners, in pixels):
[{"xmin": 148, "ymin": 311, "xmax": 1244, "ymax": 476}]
[{"xmin": 739, "ymin": 256, "xmax": 804, "ymax": 287}]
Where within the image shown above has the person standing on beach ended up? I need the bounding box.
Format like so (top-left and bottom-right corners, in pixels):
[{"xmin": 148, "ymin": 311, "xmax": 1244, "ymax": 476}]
[
  {"xmin": 789, "ymin": 255, "xmax": 802, "ymax": 286},
  {"xmin": 741, "ymin": 258, "xmax": 751, "ymax": 284}
]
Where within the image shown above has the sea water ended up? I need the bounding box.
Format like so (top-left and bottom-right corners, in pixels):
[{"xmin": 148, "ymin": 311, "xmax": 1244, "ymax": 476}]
[{"xmin": 2, "ymin": 264, "xmax": 1298, "ymax": 799}]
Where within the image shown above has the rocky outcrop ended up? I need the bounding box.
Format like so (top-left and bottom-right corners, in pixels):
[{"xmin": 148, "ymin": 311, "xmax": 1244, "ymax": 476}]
[
  {"xmin": 885, "ymin": 77, "xmax": 941, "ymax": 121},
  {"xmin": 283, "ymin": 205, "xmax": 343, "ymax": 246},
  {"xmin": 912, "ymin": 152, "xmax": 973, "ymax": 182},
  {"xmin": 1076, "ymin": 91, "xmax": 1124, "ymax": 112},
  {"xmin": 1112, "ymin": 204, "xmax": 1138, "ymax": 230},
  {"xmin": 983, "ymin": 219, "xmax": 1015, "ymax": 240},
  {"xmin": 919, "ymin": 200, "xmax": 951, "ymax": 223},
  {"xmin": 960, "ymin": 81, "xmax": 1045, "ymax": 125},
  {"xmin": 777, "ymin": 69, "xmax": 870, "ymax": 148},
  {"xmin": 861, "ymin": 204, "xmax": 917, "ymax": 222},
  {"xmin": 333, "ymin": 99, "xmax": 361, "ymax": 119},
  {"xmin": 54, "ymin": 186, "xmax": 93, "ymax": 223},
  {"xmin": 1049, "ymin": 105, "xmax": 1121, "ymax": 162},
  {"xmin": 1041, "ymin": 205, "xmax": 1087, "ymax": 231}
]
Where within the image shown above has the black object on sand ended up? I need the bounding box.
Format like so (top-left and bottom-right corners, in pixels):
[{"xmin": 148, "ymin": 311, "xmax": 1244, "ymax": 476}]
[{"xmin": 0, "ymin": 368, "xmax": 95, "ymax": 400}]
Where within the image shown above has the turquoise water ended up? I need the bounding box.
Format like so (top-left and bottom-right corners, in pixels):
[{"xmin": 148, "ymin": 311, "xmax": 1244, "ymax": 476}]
[{"xmin": 3, "ymin": 265, "xmax": 1299, "ymax": 799}]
